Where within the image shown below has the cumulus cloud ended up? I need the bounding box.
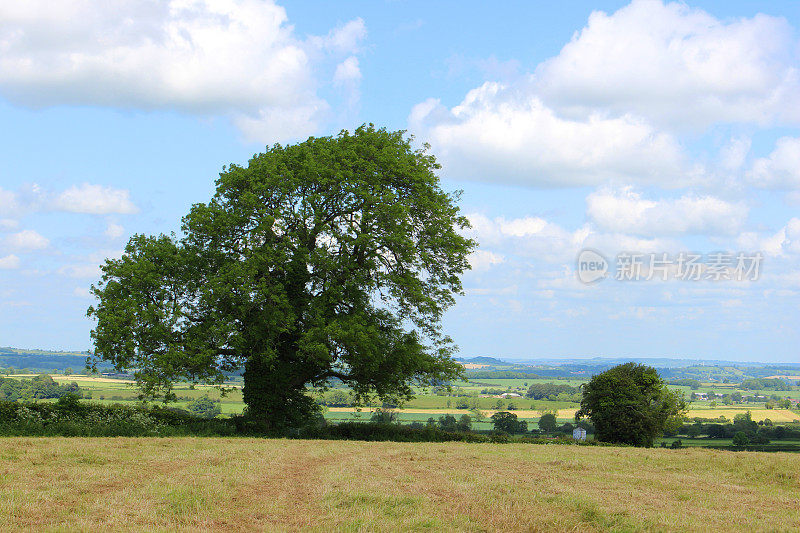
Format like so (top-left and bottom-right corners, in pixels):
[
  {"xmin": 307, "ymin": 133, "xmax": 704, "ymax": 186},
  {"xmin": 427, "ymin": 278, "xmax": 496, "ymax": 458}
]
[
  {"xmin": 468, "ymin": 249, "xmax": 505, "ymax": 271},
  {"xmin": 104, "ymin": 223, "xmax": 125, "ymax": 239},
  {"xmin": 466, "ymin": 213, "xmax": 579, "ymax": 249},
  {"xmin": 0, "ymin": 254, "xmax": 20, "ymax": 269},
  {"xmin": 409, "ymin": 0, "xmax": 800, "ymax": 188},
  {"xmin": 0, "ymin": 219, "xmax": 18, "ymax": 231},
  {"xmin": 334, "ymin": 56, "xmax": 362, "ymax": 87},
  {"xmin": 5, "ymin": 229, "xmax": 49, "ymax": 250},
  {"xmin": 0, "ymin": 1, "xmax": 366, "ymax": 143},
  {"xmin": 333, "ymin": 56, "xmax": 362, "ymax": 109},
  {"xmin": 52, "ymin": 183, "xmax": 138, "ymax": 215},
  {"xmin": 59, "ymin": 264, "xmax": 102, "ymax": 279},
  {"xmin": 586, "ymin": 187, "xmax": 748, "ymax": 236},
  {"xmin": 73, "ymin": 287, "xmax": 92, "ymax": 298},
  {"xmin": 410, "ymin": 86, "xmax": 685, "ymax": 187},
  {"xmin": 534, "ymin": 0, "xmax": 800, "ymax": 129},
  {"xmin": 738, "ymin": 218, "xmax": 800, "ymax": 256},
  {"xmin": 0, "ymin": 188, "xmax": 22, "ymax": 218},
  {"xmin": 0, "ymin": 183, "xmax": 138, "ymax": 217},
  {"xmin": 465, "ymin": 212, "xmax": 680, "ymax": 265},
  {"xmin": 749, "ymin": 137, "xmax": 800, "ymax": 189}
]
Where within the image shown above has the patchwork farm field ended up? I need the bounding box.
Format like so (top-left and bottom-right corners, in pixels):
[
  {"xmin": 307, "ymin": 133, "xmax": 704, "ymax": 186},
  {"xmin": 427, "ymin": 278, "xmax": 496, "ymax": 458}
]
[
  {"xmin": 327, "ymin": 406, "xmax": 800, "ymax": 423},
  {"xmin": 18, "ymin": 374, "xmax": 800, "ymax": 427},
  {"xmin": 1, "ymin": 438, "xmax": 798, "ymax": 532}
]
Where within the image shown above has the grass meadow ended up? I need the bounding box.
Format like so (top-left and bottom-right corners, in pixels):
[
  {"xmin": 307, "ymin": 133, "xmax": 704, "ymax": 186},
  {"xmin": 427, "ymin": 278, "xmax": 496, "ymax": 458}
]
[{"xmin": 0, "ymin": 438, "xmax": 798, "ymax": 532}]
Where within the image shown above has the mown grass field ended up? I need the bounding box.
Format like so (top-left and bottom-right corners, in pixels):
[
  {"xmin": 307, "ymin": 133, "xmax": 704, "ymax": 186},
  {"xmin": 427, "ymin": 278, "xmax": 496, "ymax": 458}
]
[{"xmin": 0, "ymin": 438, "xmax": 798, "ymax": 532}]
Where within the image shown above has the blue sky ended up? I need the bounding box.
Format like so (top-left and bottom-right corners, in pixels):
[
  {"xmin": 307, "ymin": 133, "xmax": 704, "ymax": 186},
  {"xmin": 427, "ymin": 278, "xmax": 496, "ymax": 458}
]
[{"xmin": 0, "ymin": 0, "xmax": 798, "ymax": 362}]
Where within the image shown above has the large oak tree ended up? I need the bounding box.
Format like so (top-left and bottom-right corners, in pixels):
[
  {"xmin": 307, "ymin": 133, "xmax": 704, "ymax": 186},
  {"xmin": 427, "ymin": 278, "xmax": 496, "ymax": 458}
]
[{"xmin": 88, "ymin": 125, "xmax": 474, "ymax": 429}]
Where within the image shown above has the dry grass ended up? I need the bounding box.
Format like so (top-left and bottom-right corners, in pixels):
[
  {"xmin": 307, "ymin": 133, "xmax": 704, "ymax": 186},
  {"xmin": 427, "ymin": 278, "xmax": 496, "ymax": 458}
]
[{"xmin": 0, "ymin": 438, "xmax": 798, "ymax": 532}]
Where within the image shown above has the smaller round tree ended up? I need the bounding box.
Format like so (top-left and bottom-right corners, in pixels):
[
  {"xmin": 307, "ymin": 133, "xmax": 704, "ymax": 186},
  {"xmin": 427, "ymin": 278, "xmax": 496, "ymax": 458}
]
[
  {"xmin": 538, "ymin": 413, "xmax": 557, "ymax": 434},
  {"xmin": 491, "ymin": 411, "xmax": 527, "ymax": 434},
  {"xmin": 575, "ymin": 363, "xmax": 686, "ymax": 447},
  {"xmin": 732, "ymin": 431, "xmax": 749, "ymax": 447},
  {"xmin": 187, "ymin": 396, "xmax": 222, "ymax": 419}
]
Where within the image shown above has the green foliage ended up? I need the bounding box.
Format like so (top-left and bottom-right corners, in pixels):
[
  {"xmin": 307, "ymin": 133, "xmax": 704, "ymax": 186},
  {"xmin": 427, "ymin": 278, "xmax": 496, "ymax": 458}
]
[
  {"xmin": 739, "ymin": 378, "xmax": 792, "ymax": 391},
  {"xmin": 302, "ymin": 421, "xmax": 489, "ymax": 443},
  {"xmin": 491, "ymin": 411, "xmax": 528, "ymax": 434},
  {"xmin": 454, "ymin": 398, "xmax": 470, "ymax": 409},
  {"xmin": 87, "ymin": 125, "xmax": 474, "ymax": 431},
  {"xmin": 668, "ymin": 378, "xmax": 701, "ymax": 390},
  {"xmin": 187, "ymin": 395, "xmax": 222, "ymax": 419},
  {"xmin": 318, "ymin": 389, "xmax": 353, "ymax": 407},
  {"xmin": 0, "ymin": 375, "xmax": 84, "ymax": 401},
  {"xmin": 538, "ymin": 413, "xmax": 558, "ymax": 433},
  {"xmin": 732, "ymin": 431, "xmax": 749, "ymax": 447},
  {"xmin": 576, "ymin": 363, "xmax": 687, "ymax": 447},
  {"xmin": 435, "ymin": 413, "xmax": 472, "ymax": 432},
  {"xmin": 526, "ymin": 382, "xmax": 579, "ymax": 400},
  {"xmin": 370, "ymin": 408, "xmax": 398, "ymax": 424},
  {"xmin": 0, "ymin": 399, "xmax": 235, "ymax": 437}
]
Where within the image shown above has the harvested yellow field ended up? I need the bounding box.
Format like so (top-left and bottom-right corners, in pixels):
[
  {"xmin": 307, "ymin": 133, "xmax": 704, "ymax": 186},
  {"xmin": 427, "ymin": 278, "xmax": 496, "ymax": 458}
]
[
  {"xmin": 686, "ymin": 408, "xmax": 800, "ymax": 423},
  {"xmin": 11, "ymin": 374, "xmax": 138, "ymax": 384},
  {"xmin": 327, "ymin": 407, "xmax": 579, "ymax": 418},
  {"xmin": 458, "ymin": 362, "xmax": 490, "ymax": 369},
  {"xmin": 0, "ymin": 438, "xmax": 798, "ymax": 532},
  {"xmin": 328, "ymin": 407, "xmax": 800, "ymax": 423}
]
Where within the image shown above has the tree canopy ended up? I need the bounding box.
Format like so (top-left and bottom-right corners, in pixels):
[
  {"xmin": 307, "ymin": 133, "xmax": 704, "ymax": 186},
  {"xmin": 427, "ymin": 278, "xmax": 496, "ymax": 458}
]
[
  {"xmin": 537, "ymin": 413, "xmax": 558, "ymax": 433},
  {"xmin": 88, "ymin": 125, "xmax": 474, "ymax": 430},
  {"xmin": 575, "ymin": 363, "xmax": 686, "ymax": 447},
  {"xmin": 491, "ymin": 411, "xmax": 528, "ymax": 434}
]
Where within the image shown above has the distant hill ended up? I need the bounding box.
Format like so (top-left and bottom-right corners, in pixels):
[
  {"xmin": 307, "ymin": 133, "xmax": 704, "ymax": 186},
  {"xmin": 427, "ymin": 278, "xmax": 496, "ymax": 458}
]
[
  {"xmin": 458, "ymin": 356, "xmax": 507, "ymax": 365},
  {"xmin": 0, "ymin": 347, "xmax": 100, "ymax": 372}
]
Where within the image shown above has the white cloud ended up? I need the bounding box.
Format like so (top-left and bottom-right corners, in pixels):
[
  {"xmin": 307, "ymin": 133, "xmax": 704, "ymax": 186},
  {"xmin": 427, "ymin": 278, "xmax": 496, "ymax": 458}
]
[
  {"xmin": 332, "ymin": 55, "xmax": 362, "ymax": 110},
  {"xmin": 749, "ymin": 137, "xmax": 800, "ymax": 189},
  {"xmin": 738, "ymin": 218, "xmax": 800, "ymax": 256},
  {"xmin": 333, "ymin": 56, "xmax": 362, "ymax": 86},
  {"xmin": 73, "ymin": 287, "xmax": 92, "ymax": 298},
  {"xmin": 0, "ymin": 219, "xmax": 19, "ymax": 231},
  {"xmin": 466, "ymin": 213, "xmax": 579, "ymax": 249},
  {"xmin": 53, "ymin": 183, "xmax": 138, "ymax": 215},
  {"xmin": 410, "ymin": 0, "xmax": 800, "ymax": 189},
  {"xmin": 410, "ymin": 86, "xmax": 685, "ymax": 187},
  {"xmin": 586, "ymin": 187, "xmax": 747, "ymax": 236},
  {"xmin": 59, "ymin": 264, "xmax": 102, "ymax": 279},
  {"xmin": 468, "ymin": 249, "xmax": 505, "ymax": 271},
  {"xmin": 5, "ymin": 229, "xmax": 49, "ymax": 250},
  {"xmin": 535, "ymin": 0, "xmax": 800, "ymax": 129},
  {"xmin": 104, "ymin": 223, "xmax": 125, "ymax": 239},
  {"xmin": 467, "ymin": 211, "xmax": 682, "ymax": 265},
  {"xmin": 311, "ymin": 18, "xmax": 367, "ymax": 55},
  {"xmin": 720, "ymin": 137, "xmax": 751, "ymax": 171},
  {"xmin": 0, "ymin": 188, "xmax": 22, "ymax": 218},
  {"xmin": 0, "ymin": 2, "xmax": 366, "ymax": 143},
  {"xmin": 0, "ymin": 254, "xmax": 20, "ymax": 269}
]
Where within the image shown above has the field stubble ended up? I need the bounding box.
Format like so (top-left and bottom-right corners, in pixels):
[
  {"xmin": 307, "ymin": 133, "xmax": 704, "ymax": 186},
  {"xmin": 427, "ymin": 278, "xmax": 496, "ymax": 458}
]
[{"xmin": 0, "ymin": 438, "xmax": 798, "ymax": 532}]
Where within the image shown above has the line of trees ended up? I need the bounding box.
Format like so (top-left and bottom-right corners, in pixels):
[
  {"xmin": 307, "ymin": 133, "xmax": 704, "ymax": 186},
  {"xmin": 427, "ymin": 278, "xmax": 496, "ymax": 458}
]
[
  {"xmin": 0, "ymin": 375, "xmax": 85, "ymax": 401},
  {"xmin": 739, "ymin": 378, "xmax": 792, "ymax": 391},
  {"xmin": 525, "ymin": 382, "xmax": 580, "ymax": 401}
]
